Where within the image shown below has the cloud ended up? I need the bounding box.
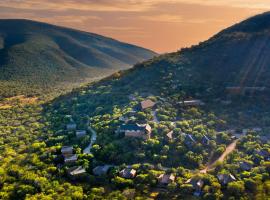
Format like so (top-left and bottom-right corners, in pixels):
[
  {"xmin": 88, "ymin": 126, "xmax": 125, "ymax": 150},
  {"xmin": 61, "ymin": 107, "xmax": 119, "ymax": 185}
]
[
  {"xmin": 0, "ymin": 0, "xmax": 269, "ymax": 13},
  {"xmin": 51, "ymin": 15, "xmax": 101, "ymax": 24},
  {"xmin": 93, "ymin": 26, "xmax": 145, "ymax": 35},
  {"xmin": 0, "ymin": 0, "xmax": 155, "ymax": 12},
  {"xmin": 171, "ymin": 0, "xmax": 270, "ymax": 9},
  {"xmin": 141, "ymin": 14, "xmax": 184, "ymax": 23},
  {"xmin": 140, "ymin": 13, "xmax": 228, "ymax": 24},
  {"xmin": 96, "ymin": 26, "xmax": 142, "ymax": 31}
]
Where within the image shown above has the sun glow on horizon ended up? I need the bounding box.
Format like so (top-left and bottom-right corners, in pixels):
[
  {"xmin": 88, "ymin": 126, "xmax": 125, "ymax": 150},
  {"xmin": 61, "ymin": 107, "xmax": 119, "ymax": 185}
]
[{"xmin": 0, "ymin": 0, "xmax": 268, "ymax": 52}]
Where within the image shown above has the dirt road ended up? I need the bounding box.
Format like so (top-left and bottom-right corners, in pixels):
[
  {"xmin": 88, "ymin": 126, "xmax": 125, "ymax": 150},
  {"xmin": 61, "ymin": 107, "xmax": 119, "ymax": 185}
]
[{"xmin": 200, "ymin": 139, "xmax": 238, "ymax": 173}]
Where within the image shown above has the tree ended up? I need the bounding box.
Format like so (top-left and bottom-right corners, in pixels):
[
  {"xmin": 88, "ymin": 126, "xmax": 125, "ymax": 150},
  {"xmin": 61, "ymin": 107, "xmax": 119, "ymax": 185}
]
[{"xmin": 227, "ymin": 181, "xmax": 245, "ymax": 197}]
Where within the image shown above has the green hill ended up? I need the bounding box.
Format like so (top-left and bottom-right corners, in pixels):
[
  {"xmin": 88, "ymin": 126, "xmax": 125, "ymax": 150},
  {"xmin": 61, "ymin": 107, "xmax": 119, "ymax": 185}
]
[
  {"xmin": 0, "ymin": 19, "xmax": 157, "ymax": 98},
  {"xmin": 85, "ymin": 11, "xmax": 270, "ymax": 99},
  {"xmin": 51, "ymin": 12, "xmax": 270, "ymax": 123}
]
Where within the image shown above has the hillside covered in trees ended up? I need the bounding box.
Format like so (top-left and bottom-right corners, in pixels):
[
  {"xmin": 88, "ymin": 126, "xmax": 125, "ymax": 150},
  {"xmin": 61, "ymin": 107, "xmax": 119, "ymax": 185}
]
[
  {"xmin": 0, "ymin": 19, "xmax": 157, "ymax": 98},
  {"xmin": 1, "ymin": 12, "xmax": 270, "ymax": 200}
]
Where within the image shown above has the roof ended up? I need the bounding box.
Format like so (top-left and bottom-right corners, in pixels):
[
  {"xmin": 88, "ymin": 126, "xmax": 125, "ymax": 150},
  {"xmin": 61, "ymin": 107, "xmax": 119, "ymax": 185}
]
[
  {"xmin": 186, "ymin": 134, "xmax": 196, "ymax": 143},
  {"xmin": 140, "ymin": 99, "xmax": 156, "ymax": 109},
  {"xmin": 180, "ymin": 100, "xmax": 205, "ymax": 106},
  {"xmin": 76, "ymin": 130, "xmax": 86, "ymax": 134},
  {"xmin": 120, "ymin": 124, "xmax": 151, "ymax": 132},
  {"xmin": 186, "ymin": 178, "xmax": 204, "ymax": 189},
  {"xmin": 256, "ymin": 149, "xmax": 270, "ymax": 157},
  {"xmin": 69, "ymin": 166, "xmax": 86, "ymax": 176},
  {"xmin": 217, "ymin": 174, "xmax": 236, "ymax": 184},
  {"xmin": 166, "ymin": 131, "xmax": 174, "ymax": 140},
  {"xmin": 158, "ymin": 174, "xmax": 175, "ymax": 184},
  {"xmin": 93, "ymin": 165, "xmax": 112, "ymax": 176},
  {"xmin": 120, "ymin": 168, "xmax": 137, "ymax": 178},
  {"xmin": 76, "ymin": 130, "xmax": 87, "ymax": 136},
  {"xmin": 240, "ymin": 161, "xmax": 253, "ymax": 171},
  {"xmin": 202, "ymin": 135, "xmax": 210, "ymax": 144},
  {"xmin": 61, "ymin": 146, "xmax": 73, "ymax": 153},
  {"xmin": 67, "ymin": 123, "xmax": 77, "ymax": 130},
  {"xmin": 64, "ymin": 154, "xmax": 78, "ymax": 162}
]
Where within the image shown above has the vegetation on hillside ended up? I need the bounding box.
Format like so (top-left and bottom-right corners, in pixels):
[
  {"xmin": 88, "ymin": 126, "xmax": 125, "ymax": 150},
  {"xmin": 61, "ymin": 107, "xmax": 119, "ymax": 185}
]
[
  {"xmin": 1, "ymin": 11, "xmax": 270, "ymax": 200},
  {"xmin": 0, "ymin": 19, "xmax": 157, "ymax": 98}
]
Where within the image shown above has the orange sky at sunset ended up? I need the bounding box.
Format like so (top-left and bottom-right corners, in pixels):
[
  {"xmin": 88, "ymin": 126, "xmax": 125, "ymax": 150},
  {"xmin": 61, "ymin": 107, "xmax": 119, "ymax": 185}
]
[{"xmin": 0, "ymin": 0, "xmax": 268, "ymax": 53}]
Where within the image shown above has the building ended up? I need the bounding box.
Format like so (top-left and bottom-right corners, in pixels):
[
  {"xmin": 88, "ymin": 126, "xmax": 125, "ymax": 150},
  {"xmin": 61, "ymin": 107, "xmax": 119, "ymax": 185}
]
[
  {"xmin": 128, "ymin": 94, "xmax": 136, "ymax": 101},
  {"xmin": 166, "ymin": 131, "xmax": 174, "ymax": 141},
  {"xmin": 119, "ymin": 168, "xmax": 137, "ymax": 179},
  {"xmin": 61, "ymin": 146, "xmax": 73, "ymax": 155},
  {"xmin": 119, "ymin": 116, "xmax": 129, "ymax": 123},
  {"xmin": 64, "ymin": 154, "xmax": 78, "ymax": 163},
  {"xmin": 252, "ymin": 127, "xmax": 262, "ymax": 132},
  {"xmin": 140, "ymin": 99, "xmax": 156, "ymax": 110},
  {"xmin": 202, "ymin": 135, "xmax": 210, "ymax": 145},
  {"xmin": 68, "ymin": 166, "xmax": 86, "ymax": 178},
  {"xmin": 186, "ymin": 178, "xmax": 204, "ymax": 196},
  {"xmin": 158, "ymin": 174, "xmax": 175, "ymax": 186},
  {"xmin": 93, "ymin": 165, "xmax": 113, "ymax": 176},
  {"xmin": 239, "ymin": 161, "xmax": 253, "ymax": 171},
  {"xmin": 179, "ymin": 100, "xmax": 205, "ymax": 107},
  {"xmin": 255, "ymin": 149, "xmax": 270, "ymax": 160},
  {"xmin": 260, "ymin": 136, "xmax": 269, "ymax": 143},
  {"xmin": 119, "ymin": 124, "xmax": 151, "ymax": 140},
  {"xmin": 76, "ymin": 130, "xmax": 87, "ymax": 138},
  {"xmin": 67, "ymin": 123, "xmax": 77, "ymax": 131},
  {"xmin": 217, "ymin": 173, "xmax": 236, "ymax": 185},
  {"xmin": 242, "ymin": 129, "xmax": 249, "ymax": 135},
  {"xmin": 184, "ymin": 134, "xmax": 196, "ymax": 147}
]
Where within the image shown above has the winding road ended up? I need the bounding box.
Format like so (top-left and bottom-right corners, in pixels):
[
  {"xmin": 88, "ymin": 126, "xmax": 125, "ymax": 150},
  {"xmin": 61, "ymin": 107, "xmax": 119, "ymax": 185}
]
[
  {"xmin": 200, "ymin": 139, "xmax": 238, "ymax": 173},
  {"xmin": 151, "ymin": 110, "xmax": 159, "ymax": 123},
  {"xmin": 83, "ymin": 126, "xmax": 97, "ymax": 154}
]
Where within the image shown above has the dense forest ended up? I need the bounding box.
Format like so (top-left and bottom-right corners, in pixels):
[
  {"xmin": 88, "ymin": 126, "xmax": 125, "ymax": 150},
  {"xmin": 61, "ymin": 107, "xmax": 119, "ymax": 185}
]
[{"xmin": 0, "ymin": 58, "xmax": 270, "ymax": 199}]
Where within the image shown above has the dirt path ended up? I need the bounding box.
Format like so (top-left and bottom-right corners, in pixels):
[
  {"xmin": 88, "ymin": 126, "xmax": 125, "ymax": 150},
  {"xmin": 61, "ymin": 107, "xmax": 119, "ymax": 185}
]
[
  {"xmin": 151, "ymin": 110, "xmax": 160, "ymax": 124},
  {"xmin": 200, "ymin": 139, "xmax": 238, "ymax": 173},
  {"xmin": 83, "ymin": 126, "xmax": 97, "ymax": 154}
]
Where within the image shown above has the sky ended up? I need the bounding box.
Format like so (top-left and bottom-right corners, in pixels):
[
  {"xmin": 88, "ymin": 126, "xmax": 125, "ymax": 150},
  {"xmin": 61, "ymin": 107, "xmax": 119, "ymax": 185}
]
[{"xmin": 0, "ymin": 0, "xmax": 268, "ymax": 53}]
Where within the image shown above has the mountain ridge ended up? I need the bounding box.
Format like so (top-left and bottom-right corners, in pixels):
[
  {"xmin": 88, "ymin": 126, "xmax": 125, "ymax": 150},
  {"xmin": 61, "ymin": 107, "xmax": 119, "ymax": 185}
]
[
  {"xmin": 65, "ymin": 11, "xmax": 270, "ymax": 105},
  {"xmin": 0, "ymin": 19, "xmax": 157, "ymax": 98}
]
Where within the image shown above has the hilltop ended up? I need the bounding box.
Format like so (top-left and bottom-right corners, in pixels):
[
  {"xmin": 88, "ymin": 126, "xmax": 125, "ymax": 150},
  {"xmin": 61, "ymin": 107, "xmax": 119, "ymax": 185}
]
[{"xmin": 0, "ymin": 19, "xmax": 157, "ymax": 98}]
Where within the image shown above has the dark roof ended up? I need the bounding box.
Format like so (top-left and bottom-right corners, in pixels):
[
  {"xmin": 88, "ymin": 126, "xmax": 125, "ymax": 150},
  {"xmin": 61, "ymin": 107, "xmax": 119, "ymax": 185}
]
[
  {"xmin": 93, "ymin": 165, "xmax": 112, "ymax": 176},
  {"xmin": 68, "ymin": 166, "xmax": 86, "ymax": 176},
  {"xmin": 217, "ymin": 174, "xmax": 236, "ymax": 184},
  {"xmin": 240, "ymin": 161, "xmax": 253, "ymax": 171},
  {"xmin": 256, "ymin": 149, "xmax": 270, "ymax": 157},
  {"xmin": 186, "ymin": 178, "xmax": 204, "ymax": 189},
  {"xmin": 202, "ymin": 135, "xmax": 210, "ymax": 144},
  {"xmin": 186, "ymin": 134, "xmax": 196, "ymax": 143},
  {"xmin": 120, "ymin": 124, "xmax": 151, "ymax": 132},
  {"xmin": 120, "ymin": 168, "xmax": 137, "ymax": 178}
]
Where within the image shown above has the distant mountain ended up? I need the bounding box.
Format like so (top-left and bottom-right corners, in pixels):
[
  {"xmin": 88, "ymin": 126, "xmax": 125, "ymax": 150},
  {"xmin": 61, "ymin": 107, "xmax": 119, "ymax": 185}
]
[{"xmin": 0, "ymin": 19, "xmax": 157, "ymax": 98}]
